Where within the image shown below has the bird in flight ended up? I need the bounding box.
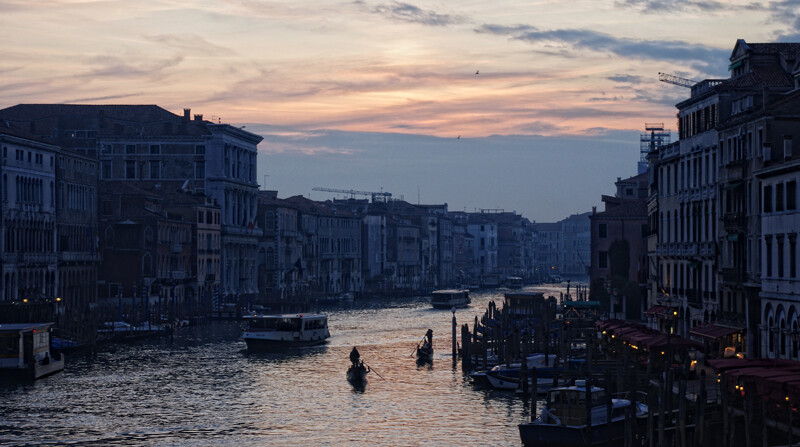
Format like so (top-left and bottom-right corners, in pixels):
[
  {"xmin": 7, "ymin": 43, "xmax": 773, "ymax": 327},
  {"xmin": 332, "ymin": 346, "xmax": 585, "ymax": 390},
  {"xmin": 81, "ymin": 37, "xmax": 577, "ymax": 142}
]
[
  {"xmin": 475, "ymin": 70, "xmax": 479, "ymax": 75},
  {"xmin": 457, "ymin": 135, "xmax": 461, "ymax": 139}
]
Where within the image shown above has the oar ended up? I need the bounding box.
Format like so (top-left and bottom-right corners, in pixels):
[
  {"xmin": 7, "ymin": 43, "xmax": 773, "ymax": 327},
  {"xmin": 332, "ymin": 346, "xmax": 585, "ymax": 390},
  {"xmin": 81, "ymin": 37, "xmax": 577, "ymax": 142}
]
[
  {"xmin": 364, "ymin": 362, "xmax": 385, "ymax": 380},
  {"xmin": 409, "ymin": 336, "xmax": 426, "ymax": 357}
]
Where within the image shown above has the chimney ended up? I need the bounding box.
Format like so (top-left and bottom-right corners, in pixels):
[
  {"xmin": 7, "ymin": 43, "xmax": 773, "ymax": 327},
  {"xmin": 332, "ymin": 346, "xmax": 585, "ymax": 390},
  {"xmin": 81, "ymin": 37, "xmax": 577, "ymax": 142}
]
[
  {"xmin": 592, "ymin": 206, "xmax": 596, "ymax": 215},
  {"xmin": 183, "ymin": 109, "xmax": 190, "ymax": 121},
  {"xmin": 194, "ymin": 114, "xmax": 203, "ymax": 122}
]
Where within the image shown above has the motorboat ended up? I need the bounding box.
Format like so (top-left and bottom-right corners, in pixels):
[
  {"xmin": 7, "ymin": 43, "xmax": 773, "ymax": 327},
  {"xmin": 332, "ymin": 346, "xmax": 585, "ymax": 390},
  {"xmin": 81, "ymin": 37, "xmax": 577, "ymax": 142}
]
[
  {"xmin": 0, "ymin": 323, "xmax": 64, "ymax": 380},
  {"xmin": 242, "ymin": 313, "xmax": 330, "ymax": 351},
  {"xmin": 430, "ymin": 289, "xmax": 470, "ymax": 309},
  {"xmin": 518, "ymin": 380, "xmax": 648, "ymax": 447}
]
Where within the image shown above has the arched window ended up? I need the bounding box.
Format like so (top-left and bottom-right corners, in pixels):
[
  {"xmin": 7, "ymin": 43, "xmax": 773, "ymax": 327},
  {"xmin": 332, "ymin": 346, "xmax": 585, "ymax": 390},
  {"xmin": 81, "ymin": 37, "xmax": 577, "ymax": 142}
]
[
  {"xmin": 781, "ymin": 318, "xmax": 787, "ymax": 356},
  {"xmin": 142, "ymin": 253, "xmax": 152, "ymax": 276},
  {"xmin": 769, "ymin": 316, "xmax": 775, "ymax": 353}
]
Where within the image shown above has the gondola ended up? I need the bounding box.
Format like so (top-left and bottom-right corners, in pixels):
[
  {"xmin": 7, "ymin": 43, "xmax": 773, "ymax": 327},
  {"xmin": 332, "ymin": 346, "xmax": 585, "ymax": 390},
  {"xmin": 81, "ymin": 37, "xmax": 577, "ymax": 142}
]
[
  {"xmin": 347, "ymin": 361, "xmax": 369, "ymax": 388},
  {"xmin": 415, "ymin": 328, "xmax": 434, "ymax": 365},
  {"xmin": 416, "ymin": 343, "xmax": 433, "ymax": 365}
]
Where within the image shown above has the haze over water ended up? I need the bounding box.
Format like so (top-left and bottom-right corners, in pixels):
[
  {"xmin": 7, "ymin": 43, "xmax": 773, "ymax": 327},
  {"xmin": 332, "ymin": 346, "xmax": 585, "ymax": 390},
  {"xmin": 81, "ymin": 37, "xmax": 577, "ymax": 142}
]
[{"xmin": 0, "ymin": 285, "xmax": 573, "ymax": 446}]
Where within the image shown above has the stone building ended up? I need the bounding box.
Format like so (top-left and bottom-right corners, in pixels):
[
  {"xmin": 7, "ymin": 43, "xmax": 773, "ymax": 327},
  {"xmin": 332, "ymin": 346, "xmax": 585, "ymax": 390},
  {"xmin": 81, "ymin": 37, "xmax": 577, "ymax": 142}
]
[
  {"xmin": 0, "ymin": 104, "xmax": 263, "ymax": 306},
  {"xmin": 0, "ymin": 123, "xmax": 58, "ymax": 302},
  {"xmin": 590, "ymin": 173, "xmax": 648, "ymax": 320},
  {"xmin": 647, "ymin": 39, "xmax": 800, "ymax": 359}
]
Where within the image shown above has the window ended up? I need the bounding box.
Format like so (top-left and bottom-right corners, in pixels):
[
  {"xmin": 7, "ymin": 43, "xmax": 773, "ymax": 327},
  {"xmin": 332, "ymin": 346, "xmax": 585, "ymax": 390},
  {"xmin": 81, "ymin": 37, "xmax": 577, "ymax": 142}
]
[
  {"xmin": 598, "ymin": 251, "xmax": 608, "ymax": 269},
  {"xmin": 195, "ymin": 161, "xmax": 205, "ymax": 179},
  {"xmin": 785, "ymin": 136, "xmax": 793, "ymax": 159},
  {"xmin": 125, "ymin": 160, "xmax": 136, "ymax": 179},
  {"xmin": 778, "ymin": 236, "xmax": 785, "ymax": 278},
  {"xmin": 790, "ymin": 236, "xmax": 797, "ymax": 279},
  {"xmin": 195, "ymin": 145, "xmax": 205, "ymax": 155},
  {"xmin": 150, "ymin": 160, "xmax": 160, "ymax": 179},
  {"xmin": 766, "ymin": 236, "xmax": 773, "ymax": 277},
  {"xmin": 599, "ymin": 223, "xmax": 607, "ymax": 239},
  {"xmin": 150, "ymin": 144, "xmax": 160, "ymax": 154},
  {"xmin": 102, "ymin": 161, "xmax": 111, "ymax": 179},
  {"xmin": 777, "ymin": 183, "xmax": 785, "ymax": 212},
  {"xmin": 764, "ymin": 185, "xmax": 773, "ymax": 212},
  {"xmin": 126, "ymin": 144, "xmax": 136, "ymax": 154}
]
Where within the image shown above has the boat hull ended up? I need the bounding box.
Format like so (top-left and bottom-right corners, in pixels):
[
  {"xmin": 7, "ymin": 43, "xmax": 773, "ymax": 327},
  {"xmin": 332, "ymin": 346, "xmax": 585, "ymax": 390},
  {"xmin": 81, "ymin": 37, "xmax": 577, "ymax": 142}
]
[
  {"xmin": 244, "ymin": 337, "xmax": 329, "ymax": 351},
  {"xmin": 518, "ymin": 418, "xmax": 628, "ymax": 447},
  {"xmin": 347, "ymin": 366, "xmax": 368, "ymax": 388}
]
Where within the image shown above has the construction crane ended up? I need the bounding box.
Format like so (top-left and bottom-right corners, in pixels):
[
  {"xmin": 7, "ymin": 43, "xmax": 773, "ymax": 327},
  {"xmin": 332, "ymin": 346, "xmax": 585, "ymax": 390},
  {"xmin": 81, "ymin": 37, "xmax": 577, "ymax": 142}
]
[
  {"xmin": 312, "ymin": 187, "xmax": 392, "ymax": 203},
  {"xmin": 658, "ymin": 72, "xmax": 697, "ymax": 88}
]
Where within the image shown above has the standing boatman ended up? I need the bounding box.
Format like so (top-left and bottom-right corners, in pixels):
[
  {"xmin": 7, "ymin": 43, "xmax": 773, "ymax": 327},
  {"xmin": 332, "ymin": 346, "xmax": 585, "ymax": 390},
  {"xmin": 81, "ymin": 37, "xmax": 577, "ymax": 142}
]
[{"xmin": 350, "ymin": 346, "xmax": 360, "ymax": 367}]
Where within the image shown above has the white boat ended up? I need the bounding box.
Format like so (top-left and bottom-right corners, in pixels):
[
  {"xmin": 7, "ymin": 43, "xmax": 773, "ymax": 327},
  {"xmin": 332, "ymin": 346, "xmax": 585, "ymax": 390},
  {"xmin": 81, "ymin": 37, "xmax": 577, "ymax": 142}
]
[
  {"xmin": 518, "ymin": 380, "xmax": 648, "ymax": 447},
  {"xmin": 506, "ymin": 276, "xmax": 524, "ymax": 289},
  {"xmin": 0, "ymin": 323, "xmax": 65, "ymax": 380},
  {"xmin": 242, "ymin": 313, "xmax": 330, "ymax": 351},
  {"xmin": 430, "ymin": 289, "xmax": 470, "ymax": 309}
]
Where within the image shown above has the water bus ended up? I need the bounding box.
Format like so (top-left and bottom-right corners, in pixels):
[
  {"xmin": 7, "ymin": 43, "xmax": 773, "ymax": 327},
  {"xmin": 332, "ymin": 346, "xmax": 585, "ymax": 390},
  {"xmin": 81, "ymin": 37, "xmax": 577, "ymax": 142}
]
[
  {"xmin": 430, "ymin": 289, "xmax": 471, "ymax": 309},
  {"xmin": 242, "ymin": 313, "xmax": 330, "ymax": 351},
  {"xmin": 0, "ymin": 323, "xmax": 64, "ymax": 380}
]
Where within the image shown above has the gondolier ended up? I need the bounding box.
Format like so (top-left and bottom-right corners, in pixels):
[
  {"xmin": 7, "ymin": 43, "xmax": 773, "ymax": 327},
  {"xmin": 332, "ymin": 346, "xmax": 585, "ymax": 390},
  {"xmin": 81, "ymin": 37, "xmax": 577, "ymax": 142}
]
[{"xmin": 350, "ymin": 346, "xmax": 360, "ymax": 367}]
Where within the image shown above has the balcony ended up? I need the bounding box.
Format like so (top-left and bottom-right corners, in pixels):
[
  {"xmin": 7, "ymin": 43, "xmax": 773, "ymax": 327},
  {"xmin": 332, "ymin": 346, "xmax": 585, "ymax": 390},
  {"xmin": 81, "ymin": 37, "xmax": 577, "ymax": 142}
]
[
  {"xmin": 171, "ymin": 243, "xmax": 184, "ymax": 253},
  {"xmin": 723, "ymin": 212, "xmax": 745, "ymax": 230},
  {"xmin": 718, "ymin": 310, "xmax": 746, "ymax": 327},
  {"xmin": 721, "ymin": 268, "xmax": 744, "ymax": 283},
  {"xmin": 172, "ymin": 271, "xmax": 186, "ymax": 280}
]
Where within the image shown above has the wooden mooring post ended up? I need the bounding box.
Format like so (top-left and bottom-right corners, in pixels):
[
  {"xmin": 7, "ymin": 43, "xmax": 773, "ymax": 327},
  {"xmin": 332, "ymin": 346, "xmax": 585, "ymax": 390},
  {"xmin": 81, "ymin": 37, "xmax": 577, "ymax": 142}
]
[{"xmin": 451, "ymin": 309, "xmax": 457, "ymax": 365}]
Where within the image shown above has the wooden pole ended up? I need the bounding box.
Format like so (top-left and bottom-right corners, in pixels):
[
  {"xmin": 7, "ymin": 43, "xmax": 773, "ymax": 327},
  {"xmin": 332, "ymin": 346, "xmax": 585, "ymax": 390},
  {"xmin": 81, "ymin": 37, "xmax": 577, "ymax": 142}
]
[
  {"xmin": 606, "ymin": 369, "xmax": 613, "ymax": 445},
  {"xmin": 658, "ymin": 371, "xmax": 666, "ymax": 447},
  {"xmin": 647, "ymin": 389, "xmax": 655, "ymax": 447},
  {"xmin": 452, "ymin": 310, "xmax": 457, "ymax": 363},
  {"xmin": 722, "ymin": 371, "xmax": 729, "ymax": 447},
  {"xmin": 760, "ymin": 392, "xmax": 766, "ymax": 447},
  {"xmin": 531, "ymin": 367, "xmax": 538, "ymax": 421},
  {"xmin": 678, "ymin": 366, "xmax": 687, "ymax": 447},
  {"xmin": 694, "ymin": 369, "xmax": 707, "ymax": 447}
]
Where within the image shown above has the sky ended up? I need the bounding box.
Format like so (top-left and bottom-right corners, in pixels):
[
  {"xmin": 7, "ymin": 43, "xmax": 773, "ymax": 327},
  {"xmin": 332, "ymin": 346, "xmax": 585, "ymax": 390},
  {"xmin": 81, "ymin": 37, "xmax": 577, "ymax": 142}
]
[{"xmin": 2, "ymin": 0, "xmax": 799, "ymax": 221}]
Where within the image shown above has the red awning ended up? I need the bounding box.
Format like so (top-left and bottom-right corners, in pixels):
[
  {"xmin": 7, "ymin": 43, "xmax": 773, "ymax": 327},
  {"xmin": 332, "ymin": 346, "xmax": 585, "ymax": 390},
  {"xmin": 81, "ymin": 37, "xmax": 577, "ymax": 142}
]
[{"xmin": 689, "ymin": 323, "xmax": 742, "ymax": 340}]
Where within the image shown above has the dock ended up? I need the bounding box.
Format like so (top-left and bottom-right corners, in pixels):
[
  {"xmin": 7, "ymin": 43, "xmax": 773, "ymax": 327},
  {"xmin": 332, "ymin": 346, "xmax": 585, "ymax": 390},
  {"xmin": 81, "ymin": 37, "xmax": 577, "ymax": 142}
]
[{"xmin": 453, "ymin": 292, "xmax": 800, "ymax": 446}]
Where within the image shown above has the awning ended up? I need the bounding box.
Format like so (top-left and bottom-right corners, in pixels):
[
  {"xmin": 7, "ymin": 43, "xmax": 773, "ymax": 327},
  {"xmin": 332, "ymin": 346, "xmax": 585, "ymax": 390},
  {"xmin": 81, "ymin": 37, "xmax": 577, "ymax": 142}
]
[
  {"xmin": 708, "ymin": 358, "xmax": 800, "ymax": 404},
  {"xmin": 727, "ymin": 234, "xmax": 740, "ymax": 241},
  {"xmin": 728, "ymin": 60, "xmax": 743, "ymax": 71},
  {"xmin": 644, "ymin": 305, "xmax": 667, "ymax": 316},
  {"xmin": 689, "ymin": 323, "xmax": 742, "ymax": 340},
  {"xmin": 644, "ymin": 304, "xmax": 677, "ymax": 319}
]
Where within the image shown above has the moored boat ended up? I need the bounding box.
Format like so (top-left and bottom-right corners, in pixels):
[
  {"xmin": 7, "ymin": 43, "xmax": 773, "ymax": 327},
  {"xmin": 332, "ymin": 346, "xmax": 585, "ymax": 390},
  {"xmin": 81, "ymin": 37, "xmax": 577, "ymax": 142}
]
[
  {"xmin": 430, "ymin": 289, "xmax": 470, "ymax": 309},
  {"xmin": 0, "ymin": 323, "xmax": 65, "ymax": 380},
  {"xmin": 518, "ymin": 380, "xmax": 648, "ymax": 447},
  {"xmin": 242, "ymin": 313, "xmax": 330, "ymax": 351}
]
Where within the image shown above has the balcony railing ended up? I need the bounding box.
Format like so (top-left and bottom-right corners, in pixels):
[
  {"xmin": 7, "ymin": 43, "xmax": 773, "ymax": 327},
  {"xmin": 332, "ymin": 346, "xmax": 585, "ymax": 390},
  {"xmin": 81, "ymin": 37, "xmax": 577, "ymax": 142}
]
[
  {"xmin": 722, "ymin": 268, "xmax": 744, "ymax": 283},
  {"xmin": 723, "ymin": 213, "xmax": 746, "ymax": 229}
]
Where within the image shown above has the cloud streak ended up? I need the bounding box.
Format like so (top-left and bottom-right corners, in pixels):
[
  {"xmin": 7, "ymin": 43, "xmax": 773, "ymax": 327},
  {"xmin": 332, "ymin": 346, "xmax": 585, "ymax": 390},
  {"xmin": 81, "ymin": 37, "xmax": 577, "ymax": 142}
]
[
  {"xmin": 475, "ymin": 24, "xmax": 729, "ymax": 72},
  {"xmin": 366, "ymin": 1, "xmax": 466, "ymax": 26}
]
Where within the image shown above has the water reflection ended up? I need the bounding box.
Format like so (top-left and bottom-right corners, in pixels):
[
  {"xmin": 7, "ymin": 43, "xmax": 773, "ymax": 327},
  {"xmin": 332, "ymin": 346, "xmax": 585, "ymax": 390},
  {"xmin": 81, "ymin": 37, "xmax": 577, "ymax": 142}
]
[{"xmin": 0, "ymin": 284, "xmax": 573, "ymax": 446}]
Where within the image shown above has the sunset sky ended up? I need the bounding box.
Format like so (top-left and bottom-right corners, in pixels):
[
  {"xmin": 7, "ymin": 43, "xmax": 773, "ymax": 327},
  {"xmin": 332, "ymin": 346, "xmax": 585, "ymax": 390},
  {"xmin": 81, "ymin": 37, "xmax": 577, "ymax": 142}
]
[{"xmin": 2, "ymin": 0, "xmax": 798, "ymax": 221}]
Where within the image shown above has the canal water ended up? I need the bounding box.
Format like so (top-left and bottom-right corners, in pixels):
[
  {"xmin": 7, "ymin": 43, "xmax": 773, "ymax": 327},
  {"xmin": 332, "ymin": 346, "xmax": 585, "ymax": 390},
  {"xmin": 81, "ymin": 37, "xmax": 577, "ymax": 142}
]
[{"xmin": 0, "ymin": 285, "xmax": 571, "ymax": 446}]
